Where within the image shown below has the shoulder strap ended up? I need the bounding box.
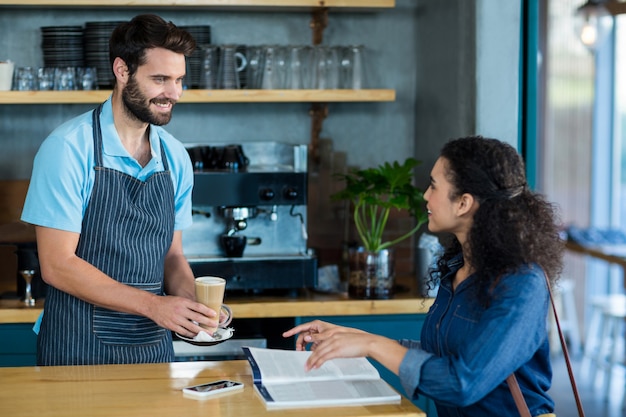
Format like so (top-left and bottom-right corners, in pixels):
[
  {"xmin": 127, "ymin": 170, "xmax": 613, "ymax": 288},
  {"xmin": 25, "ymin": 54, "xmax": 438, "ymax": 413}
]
[
  {"xmin": 506, "ymin": 374, "xmax": 531, "ymax": 417},
  {"xmin": 507, "ymin": 271, "xmax": 586, "ymax": 417},
  {"xmin": 544, "ymin": 273, "xmax": 586, "ymax": 417}
]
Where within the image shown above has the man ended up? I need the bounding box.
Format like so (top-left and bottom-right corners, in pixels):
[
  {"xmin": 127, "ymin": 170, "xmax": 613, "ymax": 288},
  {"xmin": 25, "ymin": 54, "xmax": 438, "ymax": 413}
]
[{"xmin": 21, "ymin": 14, "xmax": 217, "ymax": 365}]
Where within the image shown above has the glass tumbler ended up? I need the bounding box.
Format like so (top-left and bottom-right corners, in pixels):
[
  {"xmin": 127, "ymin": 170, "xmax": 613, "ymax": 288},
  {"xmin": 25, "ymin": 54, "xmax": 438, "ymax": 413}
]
[
  {"xmin": 37, "ymin": 67, "xmax": 55, "ymax": 90},
  {"xmin": 200, "ymin": 45, "xmax": 219, "ymax": 89},
  {"xmin": 341, "ymin": 45, "xmax": 365, "ymax": 89},
  {"xmin": 77, "ymin": 67, "xmax": 98, "ymax": 90},
  {"xmin": 311, "ymin": 46, "xmax": 339, "ymax": 89},
  {"xmin": 285, "ymin": 45, "xmax": 306, "ymax": 89},
  {"xmin": 54, "ymin": 67, "xmax": 76, "ymax": 91},
  {"xmin": 245, "ymin": 46, "xmax": 264, "ymax": 89},
  {"xmin": 15, "ymin": 66, "xmax": 36, "ymax": 91}
]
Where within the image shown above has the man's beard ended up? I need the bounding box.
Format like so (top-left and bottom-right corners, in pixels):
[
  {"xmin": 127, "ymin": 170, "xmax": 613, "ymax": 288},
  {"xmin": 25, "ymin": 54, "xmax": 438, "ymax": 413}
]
[{"xmin": 121, "ymin": 76, "xmax": 174, "ymax": 126}]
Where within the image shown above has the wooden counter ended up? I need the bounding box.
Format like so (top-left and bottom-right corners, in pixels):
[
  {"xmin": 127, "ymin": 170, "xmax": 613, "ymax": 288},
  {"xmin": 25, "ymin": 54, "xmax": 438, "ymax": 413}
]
[
  {"xmin": 0, "ymin": 276, "xmax": 434, "ymax": 324},
  {"xmin": 0, "ymin": 360, "xmax": 425, "ymax": 417}
]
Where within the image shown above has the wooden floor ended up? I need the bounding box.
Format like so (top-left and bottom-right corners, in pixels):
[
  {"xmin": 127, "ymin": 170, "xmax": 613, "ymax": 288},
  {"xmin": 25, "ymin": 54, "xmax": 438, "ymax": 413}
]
[{"xmin": 550, "ymin": 352, "xmax": 625, "ymax": 417}]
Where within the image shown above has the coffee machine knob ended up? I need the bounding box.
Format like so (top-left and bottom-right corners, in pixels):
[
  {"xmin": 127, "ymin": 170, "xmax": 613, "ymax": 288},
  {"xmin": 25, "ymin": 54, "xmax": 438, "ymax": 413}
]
[
  {"xmin": 259, "ymin": 188, "xmax": 275, "ymax": 201},
  {"xmin": 283, "ymin": 187, "xmax": 299, "ymax": 200}
]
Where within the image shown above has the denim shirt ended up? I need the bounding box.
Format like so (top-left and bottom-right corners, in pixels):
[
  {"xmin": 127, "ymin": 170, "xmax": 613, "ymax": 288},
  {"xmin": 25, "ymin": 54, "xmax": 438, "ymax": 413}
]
[{"xmin": 398, "ymin": 257, "xmax": 554, "ymax": 416}]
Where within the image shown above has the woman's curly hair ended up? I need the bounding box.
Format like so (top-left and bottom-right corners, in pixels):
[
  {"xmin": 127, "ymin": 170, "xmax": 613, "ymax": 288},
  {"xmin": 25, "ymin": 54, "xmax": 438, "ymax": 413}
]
[{"xmin": 432, "ymin": 136, "xmax": 563, "ymax": 306}]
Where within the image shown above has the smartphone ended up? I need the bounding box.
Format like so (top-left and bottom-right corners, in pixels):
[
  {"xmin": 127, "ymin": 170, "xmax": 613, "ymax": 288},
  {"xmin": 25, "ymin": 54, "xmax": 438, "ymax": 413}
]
[{"xmin": 182, "ymin": 380, "xmax": 244, "ymax": 399}]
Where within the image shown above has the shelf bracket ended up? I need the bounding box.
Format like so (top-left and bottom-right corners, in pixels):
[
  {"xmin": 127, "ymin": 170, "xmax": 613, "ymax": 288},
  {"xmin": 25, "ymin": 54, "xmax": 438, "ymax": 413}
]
[
  {"xmin": 309, "ymin": 103, "xmax": 328, "ymax": 167},
  {"xmin": 310, "ymin": 7, "xmax": 328, "ymax": 45}
]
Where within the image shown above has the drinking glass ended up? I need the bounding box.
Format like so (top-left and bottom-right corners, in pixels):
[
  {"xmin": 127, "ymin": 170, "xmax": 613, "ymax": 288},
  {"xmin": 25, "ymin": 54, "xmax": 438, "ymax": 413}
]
[
  {"xmin": 199, "ymin": 45, "xmax": 219, "ymax": 89},
  {"xmin": 274, "ymin": 45, "xmax": 287, "ymax": 89},
  {"xmin": 15, "ymin": 66, "xmax": 36, "ymax": 91},
  {"xmin": 37, "ymin": 67, "xmax": 55, "ymax": 90},
  {"xmin": 77, "ymin": 67, "xmax": 98, "ymax": 90},
  {"xmin": 261, "ymin": 45, "xmax": 287, "ymax": 89},
  {"xmin": 245, "ymin": 46, "xmax": 264, "ymax": 89},
  {"xmin": 341, "ymin": 45, "xmax": 365, "ymax": 89},
  {"xmin": 54, "ymin": 67, "xmax": 76, "ymax": 91},
  {"xmin": 19, "ymin": 269, "xmax": 36, "ymax": 306},
  {"xmin": 311, "ymin": 46, "xmax": 340, "ymax": 89},
  {"xmin": 261, "ymin": 45, "xmax": 278, "ymax": 89},
  {"xmin": 285, "ymin": 45, "xmax": 306, "ymax": 89}
]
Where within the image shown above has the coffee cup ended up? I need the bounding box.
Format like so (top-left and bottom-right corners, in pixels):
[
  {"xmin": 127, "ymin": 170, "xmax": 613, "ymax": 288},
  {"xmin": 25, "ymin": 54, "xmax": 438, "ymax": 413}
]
[
  {"xmin": 0, "ymin": 60, "xmax": 15, "ymax": 91},
  {"xmin": 220, "ymin": 234, "xmax": 247, "ymax": 257},
  {"xmin": 218, "ymin": 144, "xmax": 249, "ymax": 171},
  {"xmin": 194, "ymin": 276, "xmax": 232, "ymax": 334}
]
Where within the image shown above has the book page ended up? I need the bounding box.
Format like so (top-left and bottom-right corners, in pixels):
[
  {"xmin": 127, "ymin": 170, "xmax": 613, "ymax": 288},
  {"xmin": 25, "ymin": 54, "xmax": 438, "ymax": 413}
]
[
  {"xmin": 256, "ymin": 379, "xmax": 401, "ymax": 409},
  {"xmin": 245, "ymin": 347, "xmax": 380, "ymax": 383}
]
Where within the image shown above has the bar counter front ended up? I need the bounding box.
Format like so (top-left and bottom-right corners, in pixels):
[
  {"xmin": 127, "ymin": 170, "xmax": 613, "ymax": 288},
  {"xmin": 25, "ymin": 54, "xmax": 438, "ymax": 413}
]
[
  {"xmin": 0, "ymin": 276, "xmax": 434, "ymax": 416},
  {"xmin": 0, "ymin": 360, "xmax": 426, "ymax": 417}
]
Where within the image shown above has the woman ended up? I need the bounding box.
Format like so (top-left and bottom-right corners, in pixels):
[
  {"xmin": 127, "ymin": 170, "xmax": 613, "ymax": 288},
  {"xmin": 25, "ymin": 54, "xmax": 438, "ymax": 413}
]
[{"xmin": 283, "ymin": 136, "xmax": 563, "ymax": 416}]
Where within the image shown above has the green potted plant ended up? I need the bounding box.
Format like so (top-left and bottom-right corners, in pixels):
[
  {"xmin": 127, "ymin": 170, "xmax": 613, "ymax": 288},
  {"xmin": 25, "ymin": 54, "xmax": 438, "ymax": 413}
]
[{"xmin": 332, "ymin": 158, "xmax": 428, "ymax": 299}]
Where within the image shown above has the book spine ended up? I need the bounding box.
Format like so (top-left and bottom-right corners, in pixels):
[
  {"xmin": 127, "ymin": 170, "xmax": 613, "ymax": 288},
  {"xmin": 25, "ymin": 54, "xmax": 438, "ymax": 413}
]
[
  {"xmin": 242, "ymin": 346, "xmax": 263, "ymax": 384},
  {"xmin": 254, "ymin": 383, "xmax": 275, "ymax": 404}
]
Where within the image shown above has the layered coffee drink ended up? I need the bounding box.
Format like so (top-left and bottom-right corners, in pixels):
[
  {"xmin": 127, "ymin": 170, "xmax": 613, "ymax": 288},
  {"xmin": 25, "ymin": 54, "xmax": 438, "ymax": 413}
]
[{"xmin": 194, "ymin": 276, "xmax": 232, "ymax": 334}]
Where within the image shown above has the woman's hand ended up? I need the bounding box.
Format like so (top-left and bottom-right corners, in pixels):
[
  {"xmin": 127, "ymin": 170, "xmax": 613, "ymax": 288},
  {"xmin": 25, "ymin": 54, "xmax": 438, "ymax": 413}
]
[
  {"xmin": 282, "ymin": 320, "xmax": 363, "ymax": 351},
  {"xmin": 283, "ymin": 320, "xmax": 408, "ymax": 374}
]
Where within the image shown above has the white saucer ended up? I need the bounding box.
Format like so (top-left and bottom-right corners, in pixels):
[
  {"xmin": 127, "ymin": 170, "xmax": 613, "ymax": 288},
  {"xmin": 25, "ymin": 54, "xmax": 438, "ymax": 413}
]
[{"xmin": 175, "ymin": 327, "xmax": 234, "ymax": 347}]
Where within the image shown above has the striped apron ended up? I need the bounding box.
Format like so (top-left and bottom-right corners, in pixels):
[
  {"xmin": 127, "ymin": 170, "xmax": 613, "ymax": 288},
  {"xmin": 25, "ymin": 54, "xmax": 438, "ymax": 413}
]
[{"xmin": 37, "ymin": 103, "xmax": 176, "ymax": 365}]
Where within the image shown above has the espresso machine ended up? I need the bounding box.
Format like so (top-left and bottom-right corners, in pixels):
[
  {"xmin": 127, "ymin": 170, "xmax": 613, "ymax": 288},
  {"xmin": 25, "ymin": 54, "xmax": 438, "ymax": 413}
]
[{"xmin": 182, "ymin": 141, "xmax": 317, "ymax": 293}]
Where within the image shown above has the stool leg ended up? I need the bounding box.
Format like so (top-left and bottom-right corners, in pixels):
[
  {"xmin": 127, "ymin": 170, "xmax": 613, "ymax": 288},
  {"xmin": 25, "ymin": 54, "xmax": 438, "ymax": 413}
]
[
  {"xmin": 605, "ymin": 314, "xmax": 625, "ymax": 402},
  {"xmin": 597, "ymin": 311, "xmax": 614, "ymax": 393},
  {"xmin": 602, "ymin": 315, "xmax": 614, "ymax": 400},
  {"xmin": 562, "ymin": 283, "xmax": 582, "ymax": 356},
  {"xmin": 582, "ymin": 306, "xmax": 603, "ymax": 380}
]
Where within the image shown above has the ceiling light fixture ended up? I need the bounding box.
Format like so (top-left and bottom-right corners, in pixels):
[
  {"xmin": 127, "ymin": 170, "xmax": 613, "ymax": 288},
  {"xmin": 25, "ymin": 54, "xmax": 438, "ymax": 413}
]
[{"xmin": 574, "ymin": 0, "xmax": 614, "ymax": 51}]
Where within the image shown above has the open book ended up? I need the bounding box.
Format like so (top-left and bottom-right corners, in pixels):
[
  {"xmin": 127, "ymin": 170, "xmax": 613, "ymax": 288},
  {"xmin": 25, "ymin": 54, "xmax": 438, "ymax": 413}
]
[{"xmin": 242, "ymin": 346, "xmax": 401, "ymax": 410}]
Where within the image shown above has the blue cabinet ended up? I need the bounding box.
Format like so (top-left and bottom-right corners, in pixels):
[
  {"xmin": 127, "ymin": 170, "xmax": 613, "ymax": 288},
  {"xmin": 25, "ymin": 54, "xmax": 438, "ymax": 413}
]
[
  {"xmin": 295, "ymin": 314, "xmax": 437, "ymax": 417},
  {"xmin": 0, "ymin": 323, "xmax": 37, "ymax": 366}
]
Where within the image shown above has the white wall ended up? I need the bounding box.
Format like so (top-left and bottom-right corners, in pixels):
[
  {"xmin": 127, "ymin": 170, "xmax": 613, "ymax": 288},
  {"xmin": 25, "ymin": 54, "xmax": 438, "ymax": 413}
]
[{"xmin": 476, "ymin": 0, "xmax": 522, "ymax": 149}]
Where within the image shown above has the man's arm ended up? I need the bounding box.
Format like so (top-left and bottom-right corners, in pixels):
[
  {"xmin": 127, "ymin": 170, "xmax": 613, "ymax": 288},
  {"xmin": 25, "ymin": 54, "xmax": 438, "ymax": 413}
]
[{"xmin": 35, "ymin": 226, "xmax": 216, "ymax": 337}]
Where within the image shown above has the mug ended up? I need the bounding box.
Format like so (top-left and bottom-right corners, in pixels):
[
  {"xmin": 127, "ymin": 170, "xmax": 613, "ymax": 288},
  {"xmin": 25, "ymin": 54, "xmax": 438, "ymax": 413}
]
[
  {"xmin": 218, "ymin": 144, "xmax": 249, "ymax": 171},
  {"xmin": 220, "ymin": 234, "xmax": 247, "ymax": 257},
  {"xmin": 0, "ymin": 60, "xmax": 15, "ymax": 91}
]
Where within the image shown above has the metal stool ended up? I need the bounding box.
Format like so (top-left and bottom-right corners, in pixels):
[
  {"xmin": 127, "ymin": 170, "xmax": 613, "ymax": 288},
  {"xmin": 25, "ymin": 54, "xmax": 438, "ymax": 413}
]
[
  {"xmin": 582, "ymin": 293, "xmax": 626, "ymax": 399},
  {"xmin": 598, "ymin": 296, "xmax": 625, "ymax": 400},
  {"xmin": 548, "ymin": 279, "xmax": 582, "ymax": 356}
]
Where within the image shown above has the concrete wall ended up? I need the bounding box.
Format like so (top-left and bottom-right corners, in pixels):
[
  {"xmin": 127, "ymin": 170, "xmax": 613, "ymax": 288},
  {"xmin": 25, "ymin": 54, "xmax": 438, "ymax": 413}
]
[{"xmin": 0, "ymin": 0, "xmax": 521, "ymax": 186}]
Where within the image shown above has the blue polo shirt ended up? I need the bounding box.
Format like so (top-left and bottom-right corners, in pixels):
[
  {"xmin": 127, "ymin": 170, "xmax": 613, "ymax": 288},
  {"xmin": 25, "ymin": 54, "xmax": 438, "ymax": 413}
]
[{"xmin": 21, "ymin": 98, "xmax": 193, "ymax": 233}]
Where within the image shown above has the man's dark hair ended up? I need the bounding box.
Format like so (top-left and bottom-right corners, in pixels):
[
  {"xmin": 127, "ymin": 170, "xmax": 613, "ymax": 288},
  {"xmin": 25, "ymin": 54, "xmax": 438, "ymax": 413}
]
[{"xmin": 109, "ymin": 14, "xmax": 196, "ymax": 78}]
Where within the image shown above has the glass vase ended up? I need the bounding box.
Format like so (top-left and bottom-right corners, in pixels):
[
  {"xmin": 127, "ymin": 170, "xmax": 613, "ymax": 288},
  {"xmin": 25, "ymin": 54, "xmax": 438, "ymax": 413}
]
[{"xmin": 348, "ymin": 248, "xmax": 395, "ymax": 299}]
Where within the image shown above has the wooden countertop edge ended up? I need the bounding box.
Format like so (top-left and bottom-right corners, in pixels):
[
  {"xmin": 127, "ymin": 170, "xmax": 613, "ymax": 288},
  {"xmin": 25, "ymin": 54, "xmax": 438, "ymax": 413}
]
[{"xmin": 0, "ymin": 297, "xmax": 434, "ymax": 323}]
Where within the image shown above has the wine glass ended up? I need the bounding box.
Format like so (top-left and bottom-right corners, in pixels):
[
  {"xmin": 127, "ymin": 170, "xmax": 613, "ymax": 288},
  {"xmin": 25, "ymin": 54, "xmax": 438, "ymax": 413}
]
[{"xmin": 19, "ymin": 269, "xmax": 36, "ymax": 306}]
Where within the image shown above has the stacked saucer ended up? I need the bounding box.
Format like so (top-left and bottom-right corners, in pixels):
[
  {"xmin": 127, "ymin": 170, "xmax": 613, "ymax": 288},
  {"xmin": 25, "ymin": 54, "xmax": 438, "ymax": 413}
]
[
  {"xmin": 40, "ymin": 26, "xmax": 84, "ymax": 68},
  {"xmin": 181, "ymin": 25, "xmax": 211, "ymax": 89},
  {"xmin": 83, "ymin": 21, "xmax": 124, "ymax": 89}
]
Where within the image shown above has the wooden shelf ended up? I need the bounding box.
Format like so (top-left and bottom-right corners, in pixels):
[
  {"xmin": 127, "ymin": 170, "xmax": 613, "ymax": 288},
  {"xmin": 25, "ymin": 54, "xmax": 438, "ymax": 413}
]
[
  {"xmin": 0, "ymin": 0, "xmax": 395, "ymax": 8},
  {"xmin": 0, "ymin": 89, "xmax": 396, "ymax": 104}
]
